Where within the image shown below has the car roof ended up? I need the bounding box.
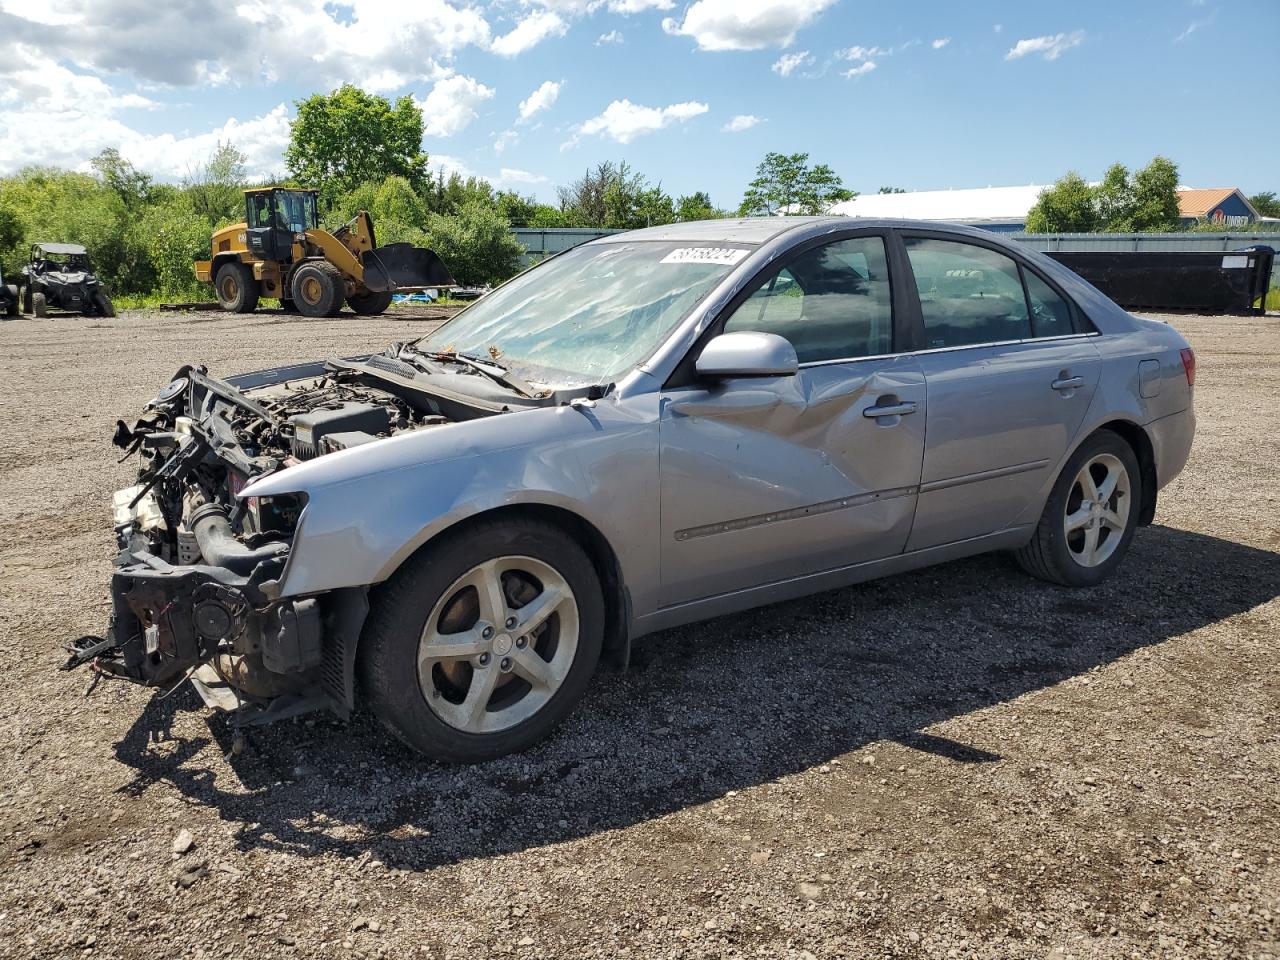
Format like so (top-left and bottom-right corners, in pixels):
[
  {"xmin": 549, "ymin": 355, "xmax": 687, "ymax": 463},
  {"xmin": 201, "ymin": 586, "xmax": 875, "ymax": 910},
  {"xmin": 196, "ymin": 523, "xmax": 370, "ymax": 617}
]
[
  {"xmin": 588, "ymin": 216, "xmax": 1027, "ymax": 246},
  {"xmin": 36, "ymin": 242, "xmax": 88, "ymax": 255}
]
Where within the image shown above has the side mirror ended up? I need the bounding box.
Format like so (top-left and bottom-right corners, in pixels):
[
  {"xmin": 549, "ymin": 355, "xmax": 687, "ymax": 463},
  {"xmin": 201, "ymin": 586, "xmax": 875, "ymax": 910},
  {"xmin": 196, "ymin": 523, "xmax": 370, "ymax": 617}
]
[{"xmin": 695, "ymin": 331, "xmax": 799, "ymax": 379}]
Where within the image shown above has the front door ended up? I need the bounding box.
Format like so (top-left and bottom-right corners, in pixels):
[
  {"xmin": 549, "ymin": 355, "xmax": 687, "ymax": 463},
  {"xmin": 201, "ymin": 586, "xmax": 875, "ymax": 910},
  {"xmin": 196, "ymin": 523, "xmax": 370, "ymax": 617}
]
[
  {"xmin": 658, "ymin": 234, "xmax": 927, "ymax": 608},
  {"xmin": 899, "ymin": 235, "xmax": 1102, "ymax": 550}
]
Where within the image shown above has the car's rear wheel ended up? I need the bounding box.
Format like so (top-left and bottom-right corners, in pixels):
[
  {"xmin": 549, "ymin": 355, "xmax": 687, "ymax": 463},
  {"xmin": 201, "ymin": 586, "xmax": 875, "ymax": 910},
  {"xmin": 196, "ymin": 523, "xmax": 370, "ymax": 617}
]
[
  {"xmin": 1015, "ymin": 430, "xmax": 1142, "ymax": 587},
  {"xmin": 359, "ymin": 517, "xmax": 604, "ymax": 762},
  {"xmin": 215, "ymin": 262, "xmax": 259, "ymax": 313}
]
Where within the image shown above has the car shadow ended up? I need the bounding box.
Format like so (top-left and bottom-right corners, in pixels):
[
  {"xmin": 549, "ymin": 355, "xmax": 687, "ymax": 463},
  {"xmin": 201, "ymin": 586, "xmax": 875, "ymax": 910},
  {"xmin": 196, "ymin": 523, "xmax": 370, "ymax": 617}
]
[{"xmin": 111, "ymin": 524, "xmax": 1280, "ymax": 870}]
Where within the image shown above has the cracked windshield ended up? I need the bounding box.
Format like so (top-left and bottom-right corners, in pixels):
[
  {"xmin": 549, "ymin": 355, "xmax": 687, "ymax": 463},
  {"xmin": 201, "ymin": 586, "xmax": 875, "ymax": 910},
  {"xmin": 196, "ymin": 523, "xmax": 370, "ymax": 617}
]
[{"xmin": 417, "ymin": 240, "xmax": 753, "ymax": 382}]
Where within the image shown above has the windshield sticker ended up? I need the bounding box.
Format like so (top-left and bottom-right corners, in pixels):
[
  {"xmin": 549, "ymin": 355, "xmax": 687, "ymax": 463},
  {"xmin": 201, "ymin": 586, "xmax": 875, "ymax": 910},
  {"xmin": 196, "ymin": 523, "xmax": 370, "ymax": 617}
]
[{"xmin": 660, "ymin": 247, "xmax": 750, "ymax": 266}]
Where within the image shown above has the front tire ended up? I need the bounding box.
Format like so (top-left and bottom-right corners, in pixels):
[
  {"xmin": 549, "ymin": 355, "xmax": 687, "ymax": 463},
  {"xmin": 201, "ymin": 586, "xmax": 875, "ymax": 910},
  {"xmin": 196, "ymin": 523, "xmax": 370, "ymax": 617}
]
[
  {"xmin": 346, "ymin": 289, "xmax": 394, "ymax": 316},
  {"xmin": 215, "ymin": 262, "xmax": 259, "ymax": 313},
  {"xmin": 92, "ymin": 290, "xmax": 116, "ymax": 317},
  {"xmin": 32, "ymin": 292, "xmax": 46, "ymax": 318},
  {"xmin": 290, "ymin": 261, "xmax": 345, "ymax": 317},
  {"xmin": 1015, "ymin": 430, "xmax": 1142, "ymax": 587},
  {"xmin": 359, "ymin": 517, "xmax": 605, "ymax": 762}
]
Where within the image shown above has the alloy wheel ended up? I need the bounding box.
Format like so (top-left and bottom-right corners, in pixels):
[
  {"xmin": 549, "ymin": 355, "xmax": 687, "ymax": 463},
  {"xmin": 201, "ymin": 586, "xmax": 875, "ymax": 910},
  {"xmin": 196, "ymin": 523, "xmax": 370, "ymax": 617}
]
[
  {"xmin": 1063, "ymin": 453, "xmax": 1131, "ymax": 568},
  {"xmin": 416, "ymin": 556, "xmax": 579, "ymax": 734}
]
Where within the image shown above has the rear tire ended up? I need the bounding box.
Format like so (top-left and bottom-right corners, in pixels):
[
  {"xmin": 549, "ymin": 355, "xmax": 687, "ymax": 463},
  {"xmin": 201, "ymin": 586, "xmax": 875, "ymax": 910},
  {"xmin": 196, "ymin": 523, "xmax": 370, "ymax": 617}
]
[
  {"xmin": 32, "ymin": 292, "xmax": 46, "ymax": 318},
  {"xmin": 1015, "ymin": 429, "xmax": 1142, "ymax": 587},
  {"xmin": 215, "ymin": 262, "xmax": 259, "ymax": 313},
  {"xmin": 279, "ymin": 298, "xmax": 299, "ymax": 313},
  {"xmin": 290, "ymin": 261, "xmax": 344, "ymax": 318},
  {"xmin": 346, "ymin": 289, "xmax": 394, "ymax": 316},
  {"xmin": 358, "ymin": 517, "xmax": 605, "ymax": 763},
  {"xmin": 4, "ymin": 285, "xmax": 16, "ymax": 317}
]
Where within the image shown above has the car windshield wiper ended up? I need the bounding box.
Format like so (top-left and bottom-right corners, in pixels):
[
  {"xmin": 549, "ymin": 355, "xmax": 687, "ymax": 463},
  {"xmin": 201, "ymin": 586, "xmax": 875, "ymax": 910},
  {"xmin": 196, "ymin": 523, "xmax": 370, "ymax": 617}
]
[{"xmin": 409, "ymin": 348, "xmax": 543, "ymax": 400}]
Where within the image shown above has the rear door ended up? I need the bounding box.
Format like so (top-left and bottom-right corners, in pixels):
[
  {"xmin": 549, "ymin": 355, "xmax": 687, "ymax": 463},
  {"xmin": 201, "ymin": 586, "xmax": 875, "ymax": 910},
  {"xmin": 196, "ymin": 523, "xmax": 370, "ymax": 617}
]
[
  {"xmin": 899, "ymin": 234, "xmax": 1101, "ymax": 551},
  {"xmin": 657, "ymin": 232, "xmax": 928, "ymax": 607}
]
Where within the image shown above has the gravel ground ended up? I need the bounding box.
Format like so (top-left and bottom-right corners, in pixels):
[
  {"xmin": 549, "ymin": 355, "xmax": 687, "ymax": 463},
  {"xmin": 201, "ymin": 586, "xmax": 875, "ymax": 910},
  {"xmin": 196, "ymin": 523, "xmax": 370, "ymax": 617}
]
[{"xmin": 0, "ymin": 306, "xmax": 1277, "ymax": 960}]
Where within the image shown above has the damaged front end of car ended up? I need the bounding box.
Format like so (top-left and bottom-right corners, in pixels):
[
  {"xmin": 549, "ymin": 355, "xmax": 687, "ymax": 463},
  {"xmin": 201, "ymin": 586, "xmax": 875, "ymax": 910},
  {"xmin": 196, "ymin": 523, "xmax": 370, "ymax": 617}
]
[{"xmin": 62, "ymin": 354, "xmax": 471, "ymax": 724}]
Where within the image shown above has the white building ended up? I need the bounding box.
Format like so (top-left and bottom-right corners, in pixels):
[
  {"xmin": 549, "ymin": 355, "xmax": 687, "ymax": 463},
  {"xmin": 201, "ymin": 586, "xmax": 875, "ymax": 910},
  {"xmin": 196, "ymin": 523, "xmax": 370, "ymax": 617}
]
[{"xmin": 829, "ymin": 185, "xmax": 1048, "ymax": 233}]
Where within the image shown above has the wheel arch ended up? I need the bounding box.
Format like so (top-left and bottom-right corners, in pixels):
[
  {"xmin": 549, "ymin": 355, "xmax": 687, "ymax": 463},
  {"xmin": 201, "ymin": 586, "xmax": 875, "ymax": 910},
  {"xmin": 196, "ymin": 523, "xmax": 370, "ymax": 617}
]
[
  {"xmin": 210, "ymin": 252, "xmax": 249, "ymax": 279},
  {"xmin": 373, "ymin": 502, "xmax": 632, "ymax": 671},
  {"xmin": 1076, "ymin": 418, "xmax": 1158, "ymax": 526}
]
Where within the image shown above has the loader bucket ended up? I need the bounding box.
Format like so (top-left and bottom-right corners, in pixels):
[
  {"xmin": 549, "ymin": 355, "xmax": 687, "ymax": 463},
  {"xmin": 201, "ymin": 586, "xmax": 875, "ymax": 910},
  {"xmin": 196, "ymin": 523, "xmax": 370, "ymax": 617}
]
[{"xmin": 361, "ymin": 244, "xmax": 456, "ymax": 292}]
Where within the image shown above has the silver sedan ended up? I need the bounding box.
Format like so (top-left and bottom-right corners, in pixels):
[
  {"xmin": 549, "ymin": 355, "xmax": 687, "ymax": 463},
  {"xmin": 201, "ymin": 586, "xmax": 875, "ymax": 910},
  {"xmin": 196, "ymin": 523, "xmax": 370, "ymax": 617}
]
[{"xmin": 77, "ymin": 217, "xmax": 1196, "ymax": 762}]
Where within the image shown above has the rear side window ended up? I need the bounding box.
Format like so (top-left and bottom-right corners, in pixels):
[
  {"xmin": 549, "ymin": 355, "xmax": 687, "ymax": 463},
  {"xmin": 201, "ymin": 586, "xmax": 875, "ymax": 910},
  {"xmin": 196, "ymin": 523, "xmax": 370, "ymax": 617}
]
[
  {"xmin": 905, "ymin": 238, "xmax": 1032, "ymax": 348},
  {"xmin": 1024, "ymin": 269, "xmax": 1074, "ymax": 338},
  {"xmin": 723, "ymin": 236, "xmax": 893, "ymax": 363}
]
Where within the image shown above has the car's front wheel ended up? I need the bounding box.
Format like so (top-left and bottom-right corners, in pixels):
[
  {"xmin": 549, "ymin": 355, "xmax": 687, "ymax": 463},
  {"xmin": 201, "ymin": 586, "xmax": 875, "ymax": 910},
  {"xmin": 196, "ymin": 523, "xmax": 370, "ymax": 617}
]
[
  {"xmin": 359, "ymin": 517, "xmax": 604, "ymax": 762},
  {"xmin": 1015, "ymin": 429, "xmax": 1142, "ymax": 587}
]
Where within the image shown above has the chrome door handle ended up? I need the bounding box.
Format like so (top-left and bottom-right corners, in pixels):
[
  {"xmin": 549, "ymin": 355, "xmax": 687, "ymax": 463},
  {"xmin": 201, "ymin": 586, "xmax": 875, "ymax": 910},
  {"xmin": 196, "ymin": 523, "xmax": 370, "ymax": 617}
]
[
  {"xmin": 863, "ymin": 401, "xmax": 917, "ymax": 418},
  {"xmin": 1052, "ymin": 376, "xmax": 1084, "ymax": 391}
]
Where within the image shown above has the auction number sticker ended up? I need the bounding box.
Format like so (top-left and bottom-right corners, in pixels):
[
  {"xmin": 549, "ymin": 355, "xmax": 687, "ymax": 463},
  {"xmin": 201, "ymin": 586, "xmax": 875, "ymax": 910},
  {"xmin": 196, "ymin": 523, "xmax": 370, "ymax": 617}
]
[{"xmin": 661, "ymin": 247, "xmax": 750, "ymax": 266}]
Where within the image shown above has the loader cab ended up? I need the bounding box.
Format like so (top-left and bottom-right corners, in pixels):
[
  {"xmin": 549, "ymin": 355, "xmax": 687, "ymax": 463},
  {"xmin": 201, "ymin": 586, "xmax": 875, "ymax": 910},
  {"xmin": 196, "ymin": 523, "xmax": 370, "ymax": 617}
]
[{"xmin": 244, "ymin": 188, "xmax": 318, "ymax": 262}]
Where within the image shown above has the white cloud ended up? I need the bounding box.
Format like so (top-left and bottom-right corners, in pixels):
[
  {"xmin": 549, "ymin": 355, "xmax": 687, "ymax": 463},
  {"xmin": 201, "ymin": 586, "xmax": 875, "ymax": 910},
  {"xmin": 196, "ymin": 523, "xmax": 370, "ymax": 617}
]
[
  {"xmin": 417, "ymin": 73, "xmax": 495, "ymax": 137},
  {"xmin": 0, "ymin": 43, "xmax": 287, "ymax": 177},
  {"xmin": 931, "ymin": 36, "xmax": 950, "ymax": 49},
  {"xmin": 662, "ymin": 0, "xmax": 838, "ymax": 52},
  {"xmin": 607, "ymin": 0, "xmax": 674, "ymax": 11},
  {"xmin": 0, "ymin": 0, "xmax": 492, "ymax": 90},
  {"xmin": 722, "ymin": 114, "xmax": 762, "ymax": 132},
  {"xmin": 771, "ymin": 50, "xmax": 813, "ymax": 76},
  {"xmin": 1005, "ymin": 30, "xmax": 1085, "ymax": 61},
  {"xmin": 498, "ymin": 168, "xmax": 549, "ymax": 185},
  {"xmin": 491, "ymin": 10, "xmax": 568, "ymax": 56},
  {"xmin": 518, "ymin": 80, "xmax": 562, "ymax": 122},
  {"xmin": 575, "ymin": 98, "xmax": 709, "ymax": 144},
  {"xmin": 494, "ymin": 130, "xmax": 519, "ymax": 154},
  {"xmin": 597, "ymin": 29, "xmax": 624, "ymax": 44},
  {"xmin": 842, "ymin": 60, "xmax": 876, "ymax": 79},
  {"xmin": 836, "ymin": 44, "xmax": 889, "ymax": 61}
]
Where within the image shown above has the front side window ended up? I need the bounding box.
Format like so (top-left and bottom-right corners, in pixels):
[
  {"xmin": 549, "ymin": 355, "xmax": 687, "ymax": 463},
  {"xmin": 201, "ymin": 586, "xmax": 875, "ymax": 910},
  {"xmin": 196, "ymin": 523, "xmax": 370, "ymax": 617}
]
[
  {"xmin": 905, "ymin": 238, "xmax": 1031, "ymax": 348},
  {"xmin": 416, "ymin": 240, "xmax": 751, "ymax": 383},
  {"xmin": 723, "ymin": 236, "xmax": 893, "ymax": 363},
  {"xmin": 248, "ymin": 193, "xmax": 272, "ymax": 228}
]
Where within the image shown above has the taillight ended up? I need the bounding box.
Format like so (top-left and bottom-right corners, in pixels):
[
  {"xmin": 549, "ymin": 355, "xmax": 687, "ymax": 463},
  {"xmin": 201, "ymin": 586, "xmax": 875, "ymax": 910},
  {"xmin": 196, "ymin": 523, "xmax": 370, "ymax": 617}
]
[{"xmin": 1180, "ymin": 347, "xmax": 1196, "ymax": 387}]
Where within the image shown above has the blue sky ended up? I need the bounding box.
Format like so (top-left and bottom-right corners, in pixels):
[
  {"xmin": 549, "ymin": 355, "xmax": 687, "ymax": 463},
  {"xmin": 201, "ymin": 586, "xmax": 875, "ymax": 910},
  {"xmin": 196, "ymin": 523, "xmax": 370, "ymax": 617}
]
[{"xmin": 0, "ymin": 0, "xmax": 1275, "ymax": 209}]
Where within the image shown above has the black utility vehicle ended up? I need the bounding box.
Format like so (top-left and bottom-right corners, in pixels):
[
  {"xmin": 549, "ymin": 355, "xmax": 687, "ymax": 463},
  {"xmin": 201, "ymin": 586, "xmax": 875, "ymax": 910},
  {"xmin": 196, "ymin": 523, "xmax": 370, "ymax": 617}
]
[
  {"xmin": 0, "ymin": 267, "xmax": 17, "ymax": 318},
  {"xmin": 22, "ymin": 242, "xmax": 115, "ymax": 317}
]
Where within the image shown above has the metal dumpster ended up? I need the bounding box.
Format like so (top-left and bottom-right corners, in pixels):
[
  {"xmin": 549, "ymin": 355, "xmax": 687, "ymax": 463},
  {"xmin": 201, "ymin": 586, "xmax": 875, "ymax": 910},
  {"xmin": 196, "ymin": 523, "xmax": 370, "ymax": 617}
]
[{"xmin": 1047, "ymin": 246, "xmax": 1274, "ymax": 315}]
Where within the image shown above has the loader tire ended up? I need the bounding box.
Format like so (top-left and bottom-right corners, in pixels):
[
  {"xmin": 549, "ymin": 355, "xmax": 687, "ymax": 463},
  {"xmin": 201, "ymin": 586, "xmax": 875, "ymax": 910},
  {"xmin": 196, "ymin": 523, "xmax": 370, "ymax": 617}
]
[
  {"xmin": 215, "ymin": 262, "xmax": 259, "ymax": 313},
  {"xmin": 346, "ymin": 289, "xmax": 394, "ymax": 315},
  {"xmin": 32, "ymin": 292, "xmax": 47, "ymax": 318},
  {"xmin": 291, "ymin": 261, "xmax": 344, "ymax": 318}
]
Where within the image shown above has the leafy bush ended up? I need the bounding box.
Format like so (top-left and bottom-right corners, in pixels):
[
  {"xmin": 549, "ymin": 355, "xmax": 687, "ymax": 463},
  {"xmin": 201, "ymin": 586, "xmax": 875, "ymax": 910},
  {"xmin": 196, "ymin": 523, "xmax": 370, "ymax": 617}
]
[{"xmin": 424, "ymin": 201, "xmax": 524, "ymax": 286}]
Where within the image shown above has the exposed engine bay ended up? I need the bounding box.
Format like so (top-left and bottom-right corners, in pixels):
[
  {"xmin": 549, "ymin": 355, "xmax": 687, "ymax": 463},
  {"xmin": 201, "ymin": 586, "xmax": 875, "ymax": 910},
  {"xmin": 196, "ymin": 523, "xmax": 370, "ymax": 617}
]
[{"xmin": 62, "ymin": 341, "xmax": 568, "ymax": 724}]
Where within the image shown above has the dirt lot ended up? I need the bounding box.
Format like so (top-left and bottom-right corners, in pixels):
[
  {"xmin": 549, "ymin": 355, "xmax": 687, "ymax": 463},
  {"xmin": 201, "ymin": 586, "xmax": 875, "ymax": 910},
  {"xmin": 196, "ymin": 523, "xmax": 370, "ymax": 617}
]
[{"xmin": 0, "ymin": 306, "xmax": 1276, "ymax": 960}]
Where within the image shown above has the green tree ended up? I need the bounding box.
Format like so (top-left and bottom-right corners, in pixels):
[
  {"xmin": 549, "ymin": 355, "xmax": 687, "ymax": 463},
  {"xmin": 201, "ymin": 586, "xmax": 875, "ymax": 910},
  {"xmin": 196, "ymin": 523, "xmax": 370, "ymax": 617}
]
[
  {"xmin": 1248, "ymin": 191, "xmax": 1280, "ymax": 218},
  {"xmin": 1128, "ymin": 156, "xmax": 1180, "ymax": 232},
  {"xmin": 91, "ymin": 149, "xmax": 153, "ymax": 211},
  {"xmin": 141, "ymin": 196, "xmax": 210, "ymax": 296},
  {"xmin": 1025, "ymin": 172, "xmax": 1098, "ymax": 233},
  {"xmin": 676, "ymin": 191, "xmax": 718, "ymax": 221},
  {"xmin": 287, "ymin": 85, "xmax": 429, "ymax": 200},
  {"xmin": 184, "ymin": 142, "xmax": 248, "ymax": 227},
  {"xmin": 1093, "ymin": 162, "xmax": 1134, "ymax": 231},
  {"xmin": 331, "ymin": 175, "xmax": 429, "ymax": 244},
  {"xmin": 424, "ymin": 170, "xmax": 496, "ymax": 217},
  {"xmin": 739, "ymin": 152, "xmax": 854, "ymax": 216},
  {"xmin": 424, "ymin": 201, "xmax": 523, "ymax": 286}
]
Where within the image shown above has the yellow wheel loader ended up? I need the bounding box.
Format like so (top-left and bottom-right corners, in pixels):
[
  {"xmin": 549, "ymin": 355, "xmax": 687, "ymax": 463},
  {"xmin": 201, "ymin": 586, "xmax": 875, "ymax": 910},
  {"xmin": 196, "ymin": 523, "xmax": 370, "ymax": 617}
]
[{"xmin": 194, "ymin": 187, "xmax": 455, "ymax": 317}]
